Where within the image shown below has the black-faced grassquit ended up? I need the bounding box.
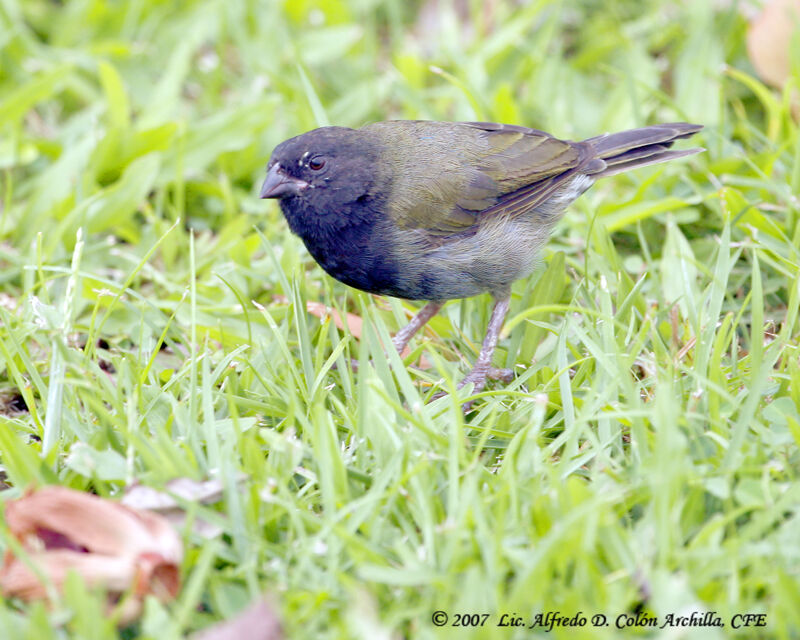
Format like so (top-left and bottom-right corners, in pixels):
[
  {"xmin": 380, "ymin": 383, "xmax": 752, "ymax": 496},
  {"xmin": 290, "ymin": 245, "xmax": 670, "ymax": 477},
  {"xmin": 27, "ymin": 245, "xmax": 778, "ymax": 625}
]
[{"xmin": 261, "ymin": 120, "xmax": 702, "ymax": 403}]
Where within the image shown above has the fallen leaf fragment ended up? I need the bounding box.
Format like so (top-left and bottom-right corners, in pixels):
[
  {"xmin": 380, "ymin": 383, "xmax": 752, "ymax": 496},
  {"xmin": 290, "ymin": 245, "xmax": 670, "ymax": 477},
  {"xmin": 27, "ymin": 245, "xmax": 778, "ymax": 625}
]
[
  {"xmin": 747, "ymin": 0, "xmax": 800, "ymax": 87},
  {"xmin": 271, "ymin": 295, "xmax": 435, "ymax": 368},
  {"xmin": 122, "ymin": 475, "xmax": 246, "ymax": 539},
  {"xmin": 0, "ymin": 486, "xmax": 182, "ymax": 624},
  {"xmin": 304, "ymin": 300, "xmax": 364, "ymax": 340},
  {"xmin": 191, "ymin": 598, "xmax": 284, "ymax": 640},
  {"xmin": 303, "ymin": 300, "xmax": 433, "ymax": 368}
]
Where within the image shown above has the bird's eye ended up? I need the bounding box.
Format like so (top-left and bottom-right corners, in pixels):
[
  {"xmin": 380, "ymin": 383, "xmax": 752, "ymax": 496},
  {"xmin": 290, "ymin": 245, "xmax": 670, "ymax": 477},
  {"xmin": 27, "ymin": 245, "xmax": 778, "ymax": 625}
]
[{"xmin": 308, "ymin": 157, "xmax": 326, "ymax": 171}]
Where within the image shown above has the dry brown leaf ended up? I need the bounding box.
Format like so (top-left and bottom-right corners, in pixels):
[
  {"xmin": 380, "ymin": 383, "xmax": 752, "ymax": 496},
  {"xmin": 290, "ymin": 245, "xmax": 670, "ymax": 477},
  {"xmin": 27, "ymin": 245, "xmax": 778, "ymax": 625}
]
[
  {"xmin": 747, "ymin": 0, "xmax": 800, "ymax": 87},
  {"xmin": 272, "ymin": 296, "xmax": 433, "ymax": 369},
  {"xmin": 0, "ymin": 486, "xmax": 182, "ymax": 624},
  {"xmin": 304, "ymin": 301, "xmax": 364, "ymax": 340},
  {"xmin": 191, "ymin": 598, "xmax": 284, "ymax": 640}
]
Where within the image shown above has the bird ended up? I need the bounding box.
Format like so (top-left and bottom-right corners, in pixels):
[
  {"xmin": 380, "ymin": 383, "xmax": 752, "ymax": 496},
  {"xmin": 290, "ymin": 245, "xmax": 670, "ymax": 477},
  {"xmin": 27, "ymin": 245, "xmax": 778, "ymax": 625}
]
[{"xmin": 260, "ymin": 120, "xmax": 702, "ymax": 405}]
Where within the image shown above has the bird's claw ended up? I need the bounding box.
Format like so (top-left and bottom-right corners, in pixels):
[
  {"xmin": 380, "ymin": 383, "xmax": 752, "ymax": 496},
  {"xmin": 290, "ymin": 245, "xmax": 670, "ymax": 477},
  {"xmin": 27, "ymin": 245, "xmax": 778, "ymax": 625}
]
[
  {"xmin": 487, "ymin": 367, "xmax": 514, "ymax": 383},
  {"xmin": 428, "ymin": 366, "xmax": 515, "ymax": 412}
]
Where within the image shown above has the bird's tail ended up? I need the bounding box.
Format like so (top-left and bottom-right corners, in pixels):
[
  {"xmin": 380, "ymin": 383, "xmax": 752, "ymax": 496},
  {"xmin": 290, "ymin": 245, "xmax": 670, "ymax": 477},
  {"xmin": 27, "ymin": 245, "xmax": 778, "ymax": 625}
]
[{"xmin": 582, "ymin": 123, "xmax": 703, "ymax": 178}]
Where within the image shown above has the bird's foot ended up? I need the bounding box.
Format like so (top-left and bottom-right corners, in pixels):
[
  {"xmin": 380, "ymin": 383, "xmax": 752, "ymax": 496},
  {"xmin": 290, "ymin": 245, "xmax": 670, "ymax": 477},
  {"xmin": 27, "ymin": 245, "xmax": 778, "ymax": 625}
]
[
  {"xmin": 428, "ymin": 365, "xmax": 515, "ymax": 412},
  {"xmin": 456, "ymin": 371, "xmax": 488, "ymax": 394},
  {"xmin": 487, "ymin": 367, "xmax": 514, "ymax": 383},
  {"xmin": 455, "ymin": 369, "xmax": 489, "ymax": 413}
]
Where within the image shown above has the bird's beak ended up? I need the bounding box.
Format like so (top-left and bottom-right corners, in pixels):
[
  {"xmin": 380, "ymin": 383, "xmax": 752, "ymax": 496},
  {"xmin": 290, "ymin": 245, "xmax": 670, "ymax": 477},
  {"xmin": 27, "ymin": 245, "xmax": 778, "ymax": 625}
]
[{"xmin": 259, "ymin": 163, "xmax": 309, "ymax": 199}]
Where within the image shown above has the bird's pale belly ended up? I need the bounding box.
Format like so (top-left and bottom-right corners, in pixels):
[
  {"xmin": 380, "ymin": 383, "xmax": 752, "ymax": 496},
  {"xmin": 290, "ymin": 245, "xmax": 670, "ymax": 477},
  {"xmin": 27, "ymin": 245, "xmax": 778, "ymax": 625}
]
[{"xmin": 382, "ymin": 214, "xmax": 556, "ymax": 300}]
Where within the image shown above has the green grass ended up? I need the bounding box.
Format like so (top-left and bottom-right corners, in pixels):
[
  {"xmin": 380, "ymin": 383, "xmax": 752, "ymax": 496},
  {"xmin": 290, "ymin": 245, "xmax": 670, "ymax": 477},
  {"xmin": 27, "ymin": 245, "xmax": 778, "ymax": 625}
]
[{"xmin": 1, "ymin": 0, "xmax": 799, "ymax": 638}]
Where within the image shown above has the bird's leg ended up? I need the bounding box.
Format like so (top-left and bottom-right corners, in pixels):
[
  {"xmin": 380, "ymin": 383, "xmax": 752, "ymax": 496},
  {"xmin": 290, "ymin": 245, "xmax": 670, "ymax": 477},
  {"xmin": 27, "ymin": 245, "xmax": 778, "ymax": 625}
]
[
  {"xmin": 346, "ymin": 301, "xmax": 441, "ymax": 374},
  {"xmin": 392, "ymin": 301, "xmax": 443, "ymax": 354},
  {"xmin": 458, "ymin": 296, "xmax": 511, "ymax": 396}
]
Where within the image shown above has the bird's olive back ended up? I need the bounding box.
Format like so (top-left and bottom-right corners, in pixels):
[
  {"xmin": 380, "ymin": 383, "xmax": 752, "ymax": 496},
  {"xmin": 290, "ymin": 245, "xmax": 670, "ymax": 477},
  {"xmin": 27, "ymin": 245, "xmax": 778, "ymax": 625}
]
[{"xmin": 361, "ymin": 121, "xmax": 580, "ymax": 236}]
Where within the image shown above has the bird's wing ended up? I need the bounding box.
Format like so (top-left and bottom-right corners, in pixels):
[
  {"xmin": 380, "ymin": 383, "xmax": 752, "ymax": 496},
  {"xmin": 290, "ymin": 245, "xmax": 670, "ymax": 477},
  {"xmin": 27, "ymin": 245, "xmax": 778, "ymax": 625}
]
[{"xmin": 371, "ymin": 121, "xmax": 586, "ymax": 237}]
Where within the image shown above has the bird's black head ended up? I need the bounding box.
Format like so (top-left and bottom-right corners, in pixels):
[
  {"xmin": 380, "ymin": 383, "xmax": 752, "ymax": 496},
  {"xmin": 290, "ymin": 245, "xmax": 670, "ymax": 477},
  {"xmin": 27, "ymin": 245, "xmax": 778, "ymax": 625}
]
[
  {"xmin": 259, "ymin": 126, "xmax": 399, "ymax": 295},
  {"xmin": 260, "ymin": 127, "xmax": 383, "ymax": 234}
]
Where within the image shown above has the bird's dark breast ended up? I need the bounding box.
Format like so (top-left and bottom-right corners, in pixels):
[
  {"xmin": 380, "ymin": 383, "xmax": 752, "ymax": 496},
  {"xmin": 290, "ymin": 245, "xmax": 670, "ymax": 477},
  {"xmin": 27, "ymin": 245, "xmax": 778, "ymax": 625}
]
[
  {"xmin": 303, "ymin": 228, "xmax": 456, "ymax": 301},
  {"xmin": 305, "ymin": 231, "xmax": 401, "ymax": 296},
  {"xmin": 279, "ymin": 198, "xmax": 414, "ymax": 298}
]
